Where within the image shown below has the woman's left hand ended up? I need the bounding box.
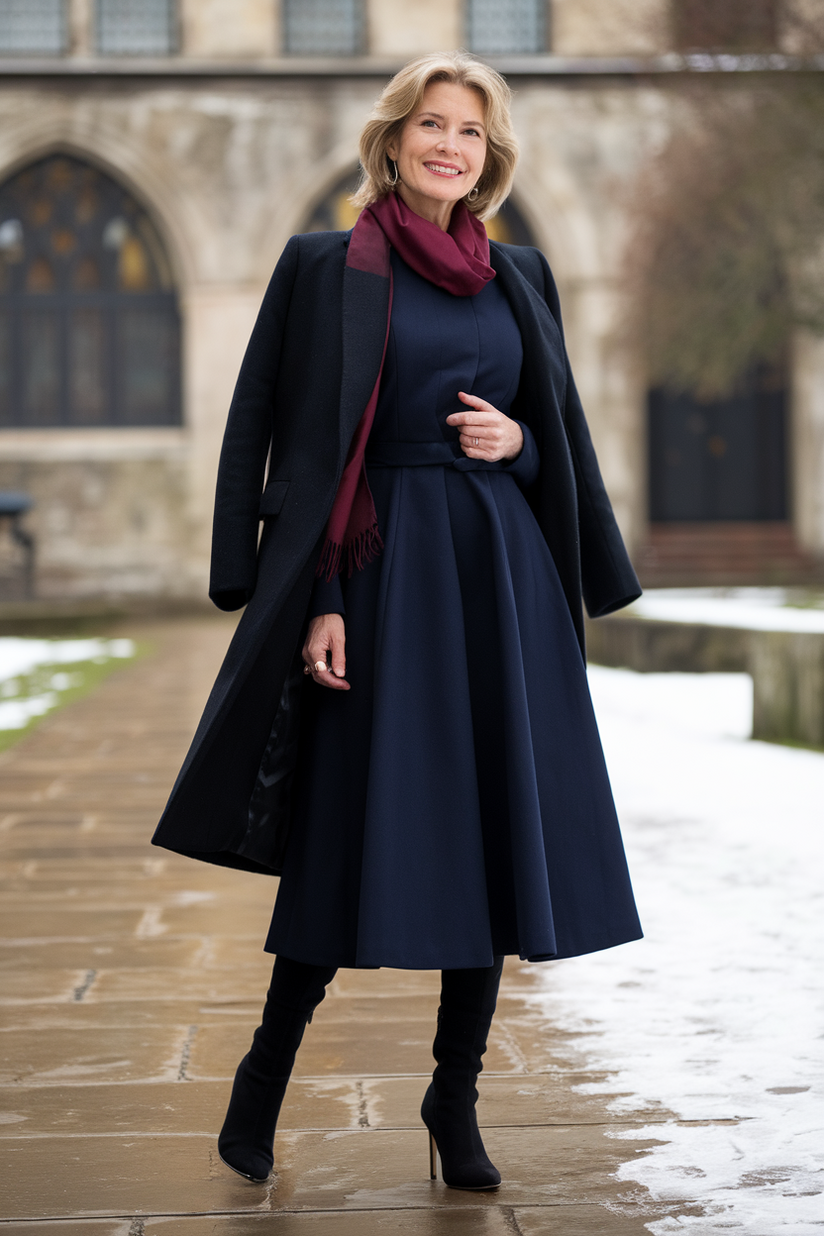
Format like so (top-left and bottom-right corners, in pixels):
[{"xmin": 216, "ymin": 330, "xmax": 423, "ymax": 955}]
[{"xmin": 446, "ymin": 392, "xmax": 524, "ymax": 462}]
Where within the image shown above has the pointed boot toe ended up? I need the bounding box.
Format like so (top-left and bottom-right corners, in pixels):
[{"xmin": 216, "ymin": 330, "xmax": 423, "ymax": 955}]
[{"xmin": 217, "ymin": 1142, "xmax": 272, "ymax": 1184}]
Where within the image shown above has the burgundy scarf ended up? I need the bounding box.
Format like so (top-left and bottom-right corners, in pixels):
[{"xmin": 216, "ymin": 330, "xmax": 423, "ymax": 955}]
[{"xmin": 317, "ymin": 192, "xmax": 496, "ymax": 581}]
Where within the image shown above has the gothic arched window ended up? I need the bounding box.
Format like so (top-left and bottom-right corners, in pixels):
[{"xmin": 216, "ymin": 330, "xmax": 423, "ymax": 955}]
[{"xmin": 0, "ymin": 154, "xmax": 180, "ymax": 428}]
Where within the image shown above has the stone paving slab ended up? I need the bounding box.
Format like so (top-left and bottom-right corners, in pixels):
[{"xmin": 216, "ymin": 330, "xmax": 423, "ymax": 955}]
[
  {"xmin": 0, "ymin": 618, "xmax": 693, "ymax": 1231},
  {"xmin": 0, "ymin": 1209, "xmax": 649, "ymax": 1236},
  {"xmin": 0, "ymin": 1125, "xmax": 663, "ymax": 1218},
  {"xmin": 0, "ymin": 1024, "xmax": 192, "ymax": 1085},
  {"xmin": 0, "ymin": 1077, "xmax": 668, "ymax": 1140},
  {"xmin": 0, "ymin": 1213, "xmax": 664, "ymax": 1236}
]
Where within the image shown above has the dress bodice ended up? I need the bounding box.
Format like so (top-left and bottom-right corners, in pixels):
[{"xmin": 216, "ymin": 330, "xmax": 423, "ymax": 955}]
[{"xmin": 371, "ymin": 250, "xmax": 524, "ymax": 446}]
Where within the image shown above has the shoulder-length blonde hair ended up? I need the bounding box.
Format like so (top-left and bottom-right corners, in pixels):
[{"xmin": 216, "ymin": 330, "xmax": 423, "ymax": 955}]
[{"xmin": 351, "ymin": 52, "xmax": 519, "ymax": 222}]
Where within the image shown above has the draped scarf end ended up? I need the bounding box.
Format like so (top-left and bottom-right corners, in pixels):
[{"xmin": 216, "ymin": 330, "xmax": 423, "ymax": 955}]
[
  {"xmin": 317, "ymin": 523, "xmax": 384, "ymax": 582},
  {"xmin": 317, "ymin": 193, "xmax": 494, "ymax": 582}
]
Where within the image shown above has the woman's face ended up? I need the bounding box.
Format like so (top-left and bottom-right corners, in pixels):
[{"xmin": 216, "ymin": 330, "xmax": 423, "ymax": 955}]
[{"xmin": 387, "ymin": 80, "xmax": 487, "ymax": 227}]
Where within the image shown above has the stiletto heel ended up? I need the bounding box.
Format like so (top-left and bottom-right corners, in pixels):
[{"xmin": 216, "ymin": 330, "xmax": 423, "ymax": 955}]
[{"xmin": 428, "ymin": 1129, "xmax": 438, "ymax": 1180}]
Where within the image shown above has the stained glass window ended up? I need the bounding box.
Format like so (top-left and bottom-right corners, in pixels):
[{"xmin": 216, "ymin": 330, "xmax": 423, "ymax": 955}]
[
  {"xmin": 0, "ymin": 155, "xmax": 181, "ymax": 427},
  {"xmin": 96, "ymin": 0, "xmax": 176, "ymax": 56},
  {"xmin": 283, "ymin": 0, "xmax": 362, "ymax": 56},
  {"xmin": 0, "ymin": 0, "xmax": 66, "ymax": 54},
  {"xmin": 466, "ymin": 0, "xmax": 547, "ymax": 55}
]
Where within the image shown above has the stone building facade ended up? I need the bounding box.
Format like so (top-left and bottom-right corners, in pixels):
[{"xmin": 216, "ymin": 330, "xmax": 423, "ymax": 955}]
[{"xmin": 0, "ymin": 0, "xmax": 821, "ymax": 599}]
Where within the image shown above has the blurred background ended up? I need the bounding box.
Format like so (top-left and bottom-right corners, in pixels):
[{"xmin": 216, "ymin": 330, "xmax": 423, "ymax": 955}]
[{"xmin": 0, "ymin": 0, "xmax": 823, "ymax": 605}]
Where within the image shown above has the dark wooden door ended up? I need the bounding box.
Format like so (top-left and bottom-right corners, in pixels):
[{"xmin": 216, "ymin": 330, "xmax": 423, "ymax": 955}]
[{"xmin": 648, "ymin": 372, "xmax": 787, "ymax": 522}]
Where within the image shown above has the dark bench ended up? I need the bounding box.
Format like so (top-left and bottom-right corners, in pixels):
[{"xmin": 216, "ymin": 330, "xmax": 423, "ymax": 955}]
[{"xmin": 0, "ymin": 492, "xmax": 35, "ymax": 599}]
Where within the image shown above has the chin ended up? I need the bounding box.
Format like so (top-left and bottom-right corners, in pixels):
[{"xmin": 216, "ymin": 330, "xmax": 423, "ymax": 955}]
[
  {"xmin": 417, "ymin": 174, "xmax": 467, "ymax": 196},
  {"xmin": 419, "ymin": 184, "xmax": 467, "ymax": 204}
]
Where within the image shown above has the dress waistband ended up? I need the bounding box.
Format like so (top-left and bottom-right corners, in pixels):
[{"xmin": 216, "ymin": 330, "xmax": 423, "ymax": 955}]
[{"xmin": 365, "ymin": 441, "xmax": 506, "ymax": 472}]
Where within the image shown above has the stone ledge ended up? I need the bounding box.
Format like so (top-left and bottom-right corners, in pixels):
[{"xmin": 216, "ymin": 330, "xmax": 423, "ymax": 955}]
[
  {"xmin": 0, "ymin": 595, "xmax": 221, "ymax": 635},
  {"xmin": 0, "ymin": 428, "xmax": 188, "ymax": 463},
  {"xmin": 586, "ymin": 613, "xmax": 824, "ymax": 748},
  {"xmin": 1, "ymin": 53, "xmax": 822, "ymax": 78}
]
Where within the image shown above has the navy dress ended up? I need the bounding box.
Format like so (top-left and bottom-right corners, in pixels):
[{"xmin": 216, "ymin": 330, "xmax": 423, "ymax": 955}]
[{"xmin": 265, "ymin": 252, "xmax": 642, "ymax": 970}]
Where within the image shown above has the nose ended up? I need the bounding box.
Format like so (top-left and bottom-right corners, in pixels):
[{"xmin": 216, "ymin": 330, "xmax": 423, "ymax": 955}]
[{"xmin": 436, "ymin": 128, "xmax": 460, "ymax": 155}]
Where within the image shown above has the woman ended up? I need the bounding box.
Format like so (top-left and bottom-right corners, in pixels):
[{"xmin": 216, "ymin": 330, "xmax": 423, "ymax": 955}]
[{"xmin": 153, "ymin": 51, "xmax": 643, "ymax": 1191}]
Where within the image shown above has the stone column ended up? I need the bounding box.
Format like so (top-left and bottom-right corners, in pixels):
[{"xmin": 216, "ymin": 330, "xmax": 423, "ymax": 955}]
[
  {"xmin": 68, "ymin": 0, "xmax": 93, "ymax": 56},
  {"xmin": 791, "ymin": 330, "xmax": 824, "ymax": 557}
]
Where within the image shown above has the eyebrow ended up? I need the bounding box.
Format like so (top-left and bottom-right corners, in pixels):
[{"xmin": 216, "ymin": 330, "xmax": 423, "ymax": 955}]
[{"xmin": 416, "ymin": 110, "xmax": 486, "ymax": 130}]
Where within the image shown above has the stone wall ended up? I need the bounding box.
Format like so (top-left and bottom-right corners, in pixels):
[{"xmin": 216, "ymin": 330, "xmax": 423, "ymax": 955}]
[{"xmin": 0, "ymin": 435, "xmax": 192, "ymax": 598}]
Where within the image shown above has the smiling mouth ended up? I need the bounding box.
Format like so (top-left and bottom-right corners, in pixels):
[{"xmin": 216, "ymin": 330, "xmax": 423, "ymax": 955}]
[{"xmin": 424, "ymin": 163, "xmax": 463, "ymax": 177}]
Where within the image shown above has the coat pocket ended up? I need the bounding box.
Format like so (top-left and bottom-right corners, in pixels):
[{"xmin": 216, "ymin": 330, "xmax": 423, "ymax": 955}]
[{"xmin": 258, "ymin": 479, "xmax": 290, "ymax": 518}]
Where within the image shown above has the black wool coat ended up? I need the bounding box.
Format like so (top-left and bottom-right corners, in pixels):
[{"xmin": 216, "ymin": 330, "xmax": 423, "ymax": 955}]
[{"xmin": 152, "ymin": 231, "xmax": 641, "ymax": 876}]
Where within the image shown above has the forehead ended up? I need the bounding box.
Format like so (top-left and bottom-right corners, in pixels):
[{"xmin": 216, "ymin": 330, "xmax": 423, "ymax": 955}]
[{"xmin": 418, "ymin": 80, "xmax": 485, "ymax": 122}]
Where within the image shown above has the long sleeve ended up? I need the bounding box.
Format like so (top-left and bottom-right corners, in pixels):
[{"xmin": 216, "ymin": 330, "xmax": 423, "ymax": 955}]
[
  {"xmin": 209, "ymin": 236, "xmax": 300, "ymax": 612},
  {"xmin": 503, "ymin": 420, "xmax": 540, "ymax": 489},
  {"xmin": 307, "ymin": 571, "xmax": 346, "ymax": 620}
]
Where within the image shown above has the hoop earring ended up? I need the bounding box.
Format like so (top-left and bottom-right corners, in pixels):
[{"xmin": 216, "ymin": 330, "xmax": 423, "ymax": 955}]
[
  {"xmin": 467, "ymin": 185, "xmax": 480, "ymax": 203},
  {"xmin": 389, "ymin": 160, "xmax": 399, "ymax": 187}
]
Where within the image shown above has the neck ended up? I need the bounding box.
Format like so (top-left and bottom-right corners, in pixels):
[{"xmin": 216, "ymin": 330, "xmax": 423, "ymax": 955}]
[{"xmin": 395, "ymin": 183, "xmax": 456, "ymax": 232}]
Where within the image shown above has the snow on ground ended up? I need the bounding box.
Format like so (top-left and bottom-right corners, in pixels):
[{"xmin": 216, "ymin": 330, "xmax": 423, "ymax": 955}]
[
  {"xmin": 0, "ymin": 638, "xmax": 135, "ymax": 731},
  {"xmin": 535, "ymin": 667, "xmax": 824, "ymax": 1234},
  {"xmin": 630, "ymin": 587, "xmax": 824, "ymax": 633}
]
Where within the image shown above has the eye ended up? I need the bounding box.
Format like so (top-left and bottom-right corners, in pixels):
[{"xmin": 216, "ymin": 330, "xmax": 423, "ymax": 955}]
[
  {"xmin": 463, "ymin": 128, "xmax": 482, "ymax": 138},
  {"xmin": 421, "ymin": 119, "xmax": 439, "ymax": 129}
]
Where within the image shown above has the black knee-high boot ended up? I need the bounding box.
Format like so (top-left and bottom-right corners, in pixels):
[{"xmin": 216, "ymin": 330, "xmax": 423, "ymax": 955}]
[
  {"xmin": 218, "ymin": 955, "xmax": 337, "ymax": 1182},
  {"xmin": 421, "ymin": 955, "xmax": 505, "ymax": 1190}
]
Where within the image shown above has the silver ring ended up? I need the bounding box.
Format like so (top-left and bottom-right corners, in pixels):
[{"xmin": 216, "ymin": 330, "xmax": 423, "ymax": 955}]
[
  {"xmin": 303, "ymin": 664, "xmax": 311, "ymax": 675},
  {"xmin": 473, "ymin": 437, "xmax": 479, "ymax": 446}
]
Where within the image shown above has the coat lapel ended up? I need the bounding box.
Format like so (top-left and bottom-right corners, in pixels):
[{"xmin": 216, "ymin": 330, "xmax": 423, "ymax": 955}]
[
  {"xmin": 338, "ymin": 237, "xmax": 392, "ymax": 468},
  {"xmin": 488, "ymin": 243, "xmax": 568, "ymax": 433},
  {"xmin": 489, "ymin": 242, "xmax": 585, "ymax": 649}
]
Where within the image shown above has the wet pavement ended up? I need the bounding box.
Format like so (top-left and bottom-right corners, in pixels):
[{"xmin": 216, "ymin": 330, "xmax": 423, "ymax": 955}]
[{"xmin": 0, "ymin": 619, "xmax": 687, "ymax": 1233}]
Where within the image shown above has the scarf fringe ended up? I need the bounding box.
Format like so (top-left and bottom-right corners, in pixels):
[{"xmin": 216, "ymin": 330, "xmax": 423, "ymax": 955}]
[{"xmin": 317, "ymin": 523, "xmax": 384, "ymax": 583}]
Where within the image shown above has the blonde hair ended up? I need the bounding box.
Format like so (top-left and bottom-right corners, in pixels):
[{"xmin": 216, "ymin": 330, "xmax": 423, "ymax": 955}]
[{"xmin": 351, "ymin": 52, "xmax": 519, "ymax": 221}]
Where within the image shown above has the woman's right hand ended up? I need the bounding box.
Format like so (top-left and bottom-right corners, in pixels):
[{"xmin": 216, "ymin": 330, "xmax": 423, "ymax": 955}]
[{"xmin": 302, "ymin": 613, "xmax": 350, "ymax": 690}]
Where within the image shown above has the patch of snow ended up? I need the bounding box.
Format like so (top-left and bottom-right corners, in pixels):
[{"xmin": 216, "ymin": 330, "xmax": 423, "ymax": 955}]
[
  {"xmin": 0, "ymin": 693, "xmax": 57, "ymax": 730},
  {"xmin": 533, "ymin": 666, "xmax": 824, "ymax": 1235},
  {"xmin": 629, "ymin": 587, "xmax": 824, "ymax": 633},
  {"xmin": 585, "ymin": 669, "xmax": 753, "ymax": 741},
  {"xmin": 0, "ymin": 637, "xmax": 135, "ymax": 682},
  {"xmin": 0, "ymin": 637, "xmax": 136, "ymax": 730}
]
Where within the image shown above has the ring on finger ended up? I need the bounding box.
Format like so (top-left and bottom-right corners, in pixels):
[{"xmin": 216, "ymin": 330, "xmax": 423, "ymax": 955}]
[
  {"xmin": 303, "ymin": 664, "xmax": 311, "ymax": 675},
  {"xmin": 473, "ymin": 436, "xmax": 479, "ymax": 446}
]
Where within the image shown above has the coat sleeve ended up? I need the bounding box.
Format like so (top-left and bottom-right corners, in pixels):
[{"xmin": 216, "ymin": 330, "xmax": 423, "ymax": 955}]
[
  {"xmin": 209, "ymin": 236, "xmax": 301, "ymax": 612},
  {"xmin": 530, "ymin": 249, "xmax": 642, "ymax": 618}
]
